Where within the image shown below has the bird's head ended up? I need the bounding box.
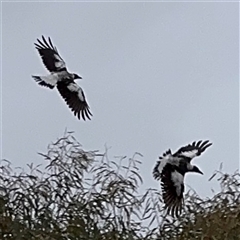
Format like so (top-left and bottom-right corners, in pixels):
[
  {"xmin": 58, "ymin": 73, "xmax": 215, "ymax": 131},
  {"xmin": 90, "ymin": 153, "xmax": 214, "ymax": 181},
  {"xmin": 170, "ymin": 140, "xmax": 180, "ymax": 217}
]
[
  {"xmin": 191, "ymin": 165, "xmax": 203, "ymax": 175},
  {"xmin": 73, "ymin": 73, "xmax": 82, "ymax": 79}
]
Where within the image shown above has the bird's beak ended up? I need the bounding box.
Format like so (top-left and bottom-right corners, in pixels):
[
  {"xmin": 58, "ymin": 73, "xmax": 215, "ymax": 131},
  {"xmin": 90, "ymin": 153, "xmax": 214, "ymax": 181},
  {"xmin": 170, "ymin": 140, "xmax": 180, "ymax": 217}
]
[
  {"xmin": 197, "ymin": 169, "xmax": 204, "ymax": 175},
  {"xmin": 74, "ymin": 74, "xmax": 82, "ymax": 79}
]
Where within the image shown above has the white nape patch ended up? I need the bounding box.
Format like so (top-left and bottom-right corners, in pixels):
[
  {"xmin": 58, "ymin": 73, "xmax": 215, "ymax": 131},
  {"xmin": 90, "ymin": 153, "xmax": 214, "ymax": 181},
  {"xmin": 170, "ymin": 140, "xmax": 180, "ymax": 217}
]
[
  {"xmin": 171, "ymin": 171, "xmax": 184, "ymax": 196},
  {"xmin": 40, "ymin": 75, "xmax": 58, "ymax": 87},
  {"xmin": 54, "ymin": 54, "xmax": 66, "ymax": 69},
  {"xmin": 180, "ymin": 149, "xmax": 198, "ymax": 158}
]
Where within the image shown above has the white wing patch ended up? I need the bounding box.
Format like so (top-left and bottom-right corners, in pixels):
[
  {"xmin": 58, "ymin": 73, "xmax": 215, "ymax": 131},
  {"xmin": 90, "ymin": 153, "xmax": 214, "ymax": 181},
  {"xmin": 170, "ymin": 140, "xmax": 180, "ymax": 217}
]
[
  {"xmin": 157, "ymin": 150, "xmax": 173, "ymax": 173},
  {"xmin": 180, "ymin": 149, "xmax": 198, "ymax": 158},
  {"xmin": 157, "ymin": 158, "xmax": 167, "ymax": 174},
  {"xmin": 67, "ymin": 83, "xmax": 85, "ymax": 102},
  {"xmin": 171, "ymin": 171, "xmax": 184, "ymax": 196},
  {"xmin": 54, "ymin": 54, "xmax": 66, "ymax": 69},
  {"xmin": 77, "ymin": 89, "xmax": 85, "ymax": 102},
  {"xmin": 67, "ymin": 82, "xmax": 79, "ymax": 92}
]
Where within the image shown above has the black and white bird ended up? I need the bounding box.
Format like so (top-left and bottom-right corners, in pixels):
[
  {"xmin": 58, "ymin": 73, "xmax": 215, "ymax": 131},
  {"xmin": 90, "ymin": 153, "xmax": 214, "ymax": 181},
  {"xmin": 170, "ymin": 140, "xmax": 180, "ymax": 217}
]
[
  {"xmin": 32, "ymin": 36, "xmax": 92, "ymax": 120},
  {"xmin": 153, "ymin": 140, "xmax": 212, "ymax": 217}
]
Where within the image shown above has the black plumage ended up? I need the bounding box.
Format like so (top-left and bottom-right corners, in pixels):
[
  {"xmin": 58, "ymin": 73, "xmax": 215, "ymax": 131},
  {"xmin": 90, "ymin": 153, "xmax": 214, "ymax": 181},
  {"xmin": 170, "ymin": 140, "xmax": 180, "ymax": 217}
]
[
  {"xmin": 153, "ymin": 140, "xmax": 212, "ymax": 217},
  {"xmin": 32, "ymin": 36, "xmax": 92, "ymax": 120}
]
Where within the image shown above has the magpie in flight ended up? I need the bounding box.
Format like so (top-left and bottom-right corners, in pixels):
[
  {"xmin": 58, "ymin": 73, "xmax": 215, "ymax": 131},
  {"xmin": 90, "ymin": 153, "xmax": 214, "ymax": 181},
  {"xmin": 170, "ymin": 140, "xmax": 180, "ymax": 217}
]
[
  {"xmin": 32, "ymin": 36, "xmax": 92, "ymax": 120},
  {"xmin": 153, "ymin": 140, "xmax": 212, "ymax": 217}
]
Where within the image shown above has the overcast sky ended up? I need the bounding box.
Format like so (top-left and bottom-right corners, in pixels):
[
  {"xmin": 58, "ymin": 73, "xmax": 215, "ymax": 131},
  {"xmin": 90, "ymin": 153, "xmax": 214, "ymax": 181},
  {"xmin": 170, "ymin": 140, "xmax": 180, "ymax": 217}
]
[{"xmin": 2, "ymin": 2, "xmax": 239, "ymax": 198}]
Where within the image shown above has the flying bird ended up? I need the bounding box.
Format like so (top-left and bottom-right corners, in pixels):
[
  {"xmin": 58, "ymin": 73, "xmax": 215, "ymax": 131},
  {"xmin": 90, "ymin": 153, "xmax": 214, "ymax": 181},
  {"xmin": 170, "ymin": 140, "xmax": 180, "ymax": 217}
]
[
  {"xmin": 153, "ymin": 140, "xmax": 212, "ymax": 217},
  {"xmin": 32, "ymin": 36, "xmax": 92, "ymax": 120}
]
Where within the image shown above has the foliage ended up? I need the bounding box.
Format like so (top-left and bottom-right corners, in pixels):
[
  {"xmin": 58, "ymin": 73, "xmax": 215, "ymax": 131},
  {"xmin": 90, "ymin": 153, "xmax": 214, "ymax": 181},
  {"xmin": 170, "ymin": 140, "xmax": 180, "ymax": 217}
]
[{"xmin": 0, "ymin": 132, "xmax": 239, "ymax": 240}]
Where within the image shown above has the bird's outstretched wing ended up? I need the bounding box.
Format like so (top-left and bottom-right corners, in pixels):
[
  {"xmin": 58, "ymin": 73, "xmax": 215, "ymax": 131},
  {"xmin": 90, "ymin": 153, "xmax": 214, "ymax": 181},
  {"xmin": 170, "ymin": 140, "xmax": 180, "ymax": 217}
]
[
  {"xmin": 161, "ymin": 163, "xmax": 184, "ymax": 217},
  {"xmin": 57, "ymin": 81, "xmax": 92, "ymax": 121},
  {"xmin": 34, "ymin": 36, "xmax": 67, "ymax": 73},
  {"xmin": 153, "ymin": 149, "xmax": 172, "ymax": 180},
  {"xmin": 173, "ymin": 140, "xmax": 212, "ymax": 161}
]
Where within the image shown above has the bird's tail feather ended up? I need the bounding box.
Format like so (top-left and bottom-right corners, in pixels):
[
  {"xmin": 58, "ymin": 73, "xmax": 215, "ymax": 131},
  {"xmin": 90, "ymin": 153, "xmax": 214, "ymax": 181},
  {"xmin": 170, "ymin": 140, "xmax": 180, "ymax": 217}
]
[{"xmin": 32, "ymin": 75, "xmax": 55, "ymax": 89}]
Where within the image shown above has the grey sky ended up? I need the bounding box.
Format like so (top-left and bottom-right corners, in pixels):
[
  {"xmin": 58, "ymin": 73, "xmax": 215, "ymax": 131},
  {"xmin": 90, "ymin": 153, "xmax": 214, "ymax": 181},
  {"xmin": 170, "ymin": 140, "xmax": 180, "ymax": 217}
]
[{"xmin": 2, "ymin": 2, "xmax": 239, "ymax": 198}]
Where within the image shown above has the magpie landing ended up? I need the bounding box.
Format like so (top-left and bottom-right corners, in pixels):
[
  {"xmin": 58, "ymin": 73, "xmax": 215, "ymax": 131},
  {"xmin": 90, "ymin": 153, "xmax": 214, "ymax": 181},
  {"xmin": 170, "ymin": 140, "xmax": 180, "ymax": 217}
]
[
  {"xmin": 153, "ymin": 140, "xmax": 212, "ymax": 217},
  {"xmin": 32, "ymin": 36, "xmax": 92, "ymax": 121}
]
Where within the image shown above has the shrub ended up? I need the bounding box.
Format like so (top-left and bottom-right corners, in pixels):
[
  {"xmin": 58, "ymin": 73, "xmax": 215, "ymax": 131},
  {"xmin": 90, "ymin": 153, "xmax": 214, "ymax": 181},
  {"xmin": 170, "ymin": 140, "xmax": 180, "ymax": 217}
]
[{"xmin": 1, "ymin": 131, "xmax": 239, "ymax": 239}]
